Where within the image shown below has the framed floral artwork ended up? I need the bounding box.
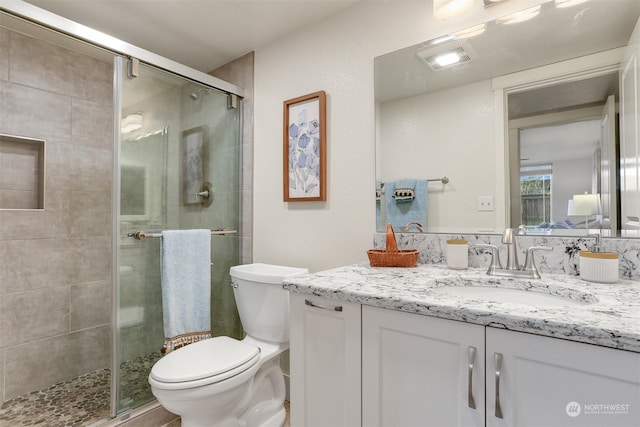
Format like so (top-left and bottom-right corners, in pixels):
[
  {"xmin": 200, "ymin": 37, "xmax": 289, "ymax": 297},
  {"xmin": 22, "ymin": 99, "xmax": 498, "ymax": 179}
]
[{"xmin": 283, "ymin": 91, "xmax": 326, "ymax": 201}]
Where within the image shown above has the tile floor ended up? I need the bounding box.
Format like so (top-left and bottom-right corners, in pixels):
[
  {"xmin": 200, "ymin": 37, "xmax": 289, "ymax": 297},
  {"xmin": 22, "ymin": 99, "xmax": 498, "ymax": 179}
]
[
  {"xmin": 0, "ymin": 353, "xmax": 160, "ymax": 427},
  {"xmin": 0, "ymin": 368, "xmax": 110, "ymax": 426},
  {"xmin": 0, "ymin": 361, "xmax": 290, "ymax": 427}
]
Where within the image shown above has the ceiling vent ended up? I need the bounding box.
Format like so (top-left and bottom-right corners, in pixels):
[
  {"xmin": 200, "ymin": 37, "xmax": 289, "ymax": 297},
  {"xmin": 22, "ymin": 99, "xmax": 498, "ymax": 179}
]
[{"xmin": 416, "ymin": 41, "xmax": 477, "ymax": 71}]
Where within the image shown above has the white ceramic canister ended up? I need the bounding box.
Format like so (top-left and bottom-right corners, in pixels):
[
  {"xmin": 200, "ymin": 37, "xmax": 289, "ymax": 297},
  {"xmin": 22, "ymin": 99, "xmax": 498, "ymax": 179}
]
[
  {"xmin": 446, "ymin": 239, "xmax": 468, "ymax": 270},
  {"xmin": 579, "ymin": 251, "xmax": 619, "ymax": 283}
]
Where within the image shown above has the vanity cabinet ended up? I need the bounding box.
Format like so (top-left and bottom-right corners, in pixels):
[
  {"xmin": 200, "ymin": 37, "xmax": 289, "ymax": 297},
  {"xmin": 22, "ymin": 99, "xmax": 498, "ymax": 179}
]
[
  {"xmin": 486, "ymin": 328, "xmax": 640, "ymax": 427},
  {"xmin": 362, "ymin": 306, "xmax": 485, "ymax": 427},
  {"xmin": 291, "ymin": 297, "xmax": 640, "ymax": 427},
  {"xmin": 362, "ymin": 306, "xmax": 640, "ymax": 427},
  {"xmin": 289, "ymin": 293, "xmax": 361, "ymax": 427}
]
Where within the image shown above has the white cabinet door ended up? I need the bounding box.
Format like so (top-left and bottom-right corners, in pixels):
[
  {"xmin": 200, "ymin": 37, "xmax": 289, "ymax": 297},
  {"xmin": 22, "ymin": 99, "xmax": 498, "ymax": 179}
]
[
  {"xmin": 486, "ymin": 327, "xmax": 640, "ymax": 427},
  {"xmin": 289, "ymin": 293, "xmax": 361, "ymax": 427},
  {"xmin": 362, "ymin": 306, "xmax": 485, "ymax": 427}
]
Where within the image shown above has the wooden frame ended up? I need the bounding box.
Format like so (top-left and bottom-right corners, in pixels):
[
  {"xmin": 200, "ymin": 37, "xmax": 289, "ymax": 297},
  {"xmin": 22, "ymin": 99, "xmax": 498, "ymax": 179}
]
[{"xmin": 283, "ymin": 90, "xmax": 327, "ymax": 201}]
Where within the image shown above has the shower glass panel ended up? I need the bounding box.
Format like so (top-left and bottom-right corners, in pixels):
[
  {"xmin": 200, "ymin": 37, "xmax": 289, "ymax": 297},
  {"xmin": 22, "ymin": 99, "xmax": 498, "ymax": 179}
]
[{"xmin": 115, "ymin": 58, "xmax": 243, "ymax": 414}]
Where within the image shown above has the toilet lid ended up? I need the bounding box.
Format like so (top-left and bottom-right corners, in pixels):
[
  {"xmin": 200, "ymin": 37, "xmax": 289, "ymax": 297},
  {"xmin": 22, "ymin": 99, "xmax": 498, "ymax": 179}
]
[{"xmin": 150, "ymin": 336, "xmax": 260, "ymax": 383}]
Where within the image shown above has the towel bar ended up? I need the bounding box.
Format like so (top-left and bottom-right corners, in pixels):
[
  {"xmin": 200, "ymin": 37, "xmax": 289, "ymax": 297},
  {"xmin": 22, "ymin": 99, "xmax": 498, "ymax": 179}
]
[
  {"xmin": 427, "ymin": 176, "xmax": 449, "ymax": 184},
  {"xmin": 127, "ymin": 229, "xmax": 237, "ymax": 240}
]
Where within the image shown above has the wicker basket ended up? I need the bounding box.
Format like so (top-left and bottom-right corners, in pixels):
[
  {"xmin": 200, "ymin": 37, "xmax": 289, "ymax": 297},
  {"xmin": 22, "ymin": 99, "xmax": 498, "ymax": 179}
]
[{"xmin": 367, "ymin": 224, "xmax": 419, "ymax": 267}]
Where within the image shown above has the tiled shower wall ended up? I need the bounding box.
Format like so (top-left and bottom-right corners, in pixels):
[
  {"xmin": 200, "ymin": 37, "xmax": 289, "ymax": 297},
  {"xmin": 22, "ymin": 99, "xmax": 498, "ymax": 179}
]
[
  {"xmin": 209, "ymin": 51, "xmax": 255, "ymax": 340},
  {"xmin": 0, "ymin": 28, "xmax": 113, "ymax": 401}
]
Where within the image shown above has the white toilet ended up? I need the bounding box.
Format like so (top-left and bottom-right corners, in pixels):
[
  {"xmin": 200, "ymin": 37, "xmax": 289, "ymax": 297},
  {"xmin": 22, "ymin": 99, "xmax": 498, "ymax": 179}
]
[{"xmin": 148, "ymin": 263, "xmax": 308, "ymax": 427}]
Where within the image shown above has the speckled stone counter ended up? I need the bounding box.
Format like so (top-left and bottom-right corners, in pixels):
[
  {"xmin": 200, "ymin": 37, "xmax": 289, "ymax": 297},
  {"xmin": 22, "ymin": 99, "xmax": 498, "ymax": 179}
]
[{"xmin": 284, "ymin": 264, "xmax": 640, "ymax": 353}]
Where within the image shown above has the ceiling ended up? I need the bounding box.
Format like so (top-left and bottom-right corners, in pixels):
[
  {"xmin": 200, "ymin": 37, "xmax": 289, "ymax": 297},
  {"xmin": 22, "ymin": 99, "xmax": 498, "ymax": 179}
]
[
  {"xmin": 373, "ymin": 1, "xmax": 640, "ymax": 181},
  {"xmin": 375, "ymin": 0, "xmax": 640, "ymax": 104},
  {"xmin": 23, "ymin": 0, "xmax": 359, "ymax": 73}
]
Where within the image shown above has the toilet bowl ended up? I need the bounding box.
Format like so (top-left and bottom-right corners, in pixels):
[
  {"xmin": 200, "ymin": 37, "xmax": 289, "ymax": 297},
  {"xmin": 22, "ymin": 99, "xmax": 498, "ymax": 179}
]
[{"xmin": 149, "ymin": 263, "xmax": 308, "ymax": 427}]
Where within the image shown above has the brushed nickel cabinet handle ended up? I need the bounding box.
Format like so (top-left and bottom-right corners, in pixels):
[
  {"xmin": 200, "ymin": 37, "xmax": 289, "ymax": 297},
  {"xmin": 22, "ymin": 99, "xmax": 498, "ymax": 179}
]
[
  {"xmin": 468, "ymin": 346, "xmax": 477, "ymax": 409},
  {"xmin": 305, "ymin": 299, "xmax": 343, "ymax": 312},
  {"xmin": 495, "ymin": 352, "xmax": 504, "ymax": 419}
]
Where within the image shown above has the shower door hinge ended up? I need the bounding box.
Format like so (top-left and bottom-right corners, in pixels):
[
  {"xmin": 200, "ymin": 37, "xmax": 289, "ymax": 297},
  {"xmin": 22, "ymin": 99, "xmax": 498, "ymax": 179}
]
[
  {"xmin": 128, "ymin": 57, "xmax": 140, "ymax": 78},
  {"xmin": 227, "ymin": 93, "xmax": 238, "ymax": 109}
]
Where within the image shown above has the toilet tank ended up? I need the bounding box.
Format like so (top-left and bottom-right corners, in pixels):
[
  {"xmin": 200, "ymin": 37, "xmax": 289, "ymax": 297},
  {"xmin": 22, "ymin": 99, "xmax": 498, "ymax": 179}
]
[{"xmin": 229, "ymin": 263, "xmax": 308, "ymax": 343}]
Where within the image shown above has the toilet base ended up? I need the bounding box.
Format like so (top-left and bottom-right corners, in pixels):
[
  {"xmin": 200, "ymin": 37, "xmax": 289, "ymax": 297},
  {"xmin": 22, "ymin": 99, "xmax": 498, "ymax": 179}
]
[{"xmin": 164, "ymin": 356, "xmax": 286, "ymax": 427}]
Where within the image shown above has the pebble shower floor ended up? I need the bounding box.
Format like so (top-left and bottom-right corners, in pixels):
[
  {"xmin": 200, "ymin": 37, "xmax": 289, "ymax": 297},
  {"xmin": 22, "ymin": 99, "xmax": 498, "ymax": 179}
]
[{"xmin": 0, "ymin": 353, "xmax": 161, "ymax": 427}]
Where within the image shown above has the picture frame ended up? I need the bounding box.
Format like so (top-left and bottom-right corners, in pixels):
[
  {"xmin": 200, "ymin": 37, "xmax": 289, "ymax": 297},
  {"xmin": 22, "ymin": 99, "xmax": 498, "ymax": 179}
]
[{"xmin": 283, "ymin": 90, "xmax": 327, "ymax": 201}]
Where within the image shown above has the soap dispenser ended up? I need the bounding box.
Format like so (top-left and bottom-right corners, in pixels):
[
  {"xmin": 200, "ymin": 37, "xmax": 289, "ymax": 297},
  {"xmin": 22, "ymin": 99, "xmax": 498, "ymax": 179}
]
[{"xmin": 579, "ymin": 234, "xmax": 619, "ymax": 283}]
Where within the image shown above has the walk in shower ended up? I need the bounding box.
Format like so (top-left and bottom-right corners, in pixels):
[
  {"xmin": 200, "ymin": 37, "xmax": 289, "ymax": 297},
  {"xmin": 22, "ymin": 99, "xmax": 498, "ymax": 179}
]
[{"xmin": 0, "ymin": 2, "xmax": 245, "ymax": 425}]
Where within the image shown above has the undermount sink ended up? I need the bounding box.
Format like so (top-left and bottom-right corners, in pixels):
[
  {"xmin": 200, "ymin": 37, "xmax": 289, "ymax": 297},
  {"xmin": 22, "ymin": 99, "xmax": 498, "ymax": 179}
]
[{"xmin": 437, "ymin": 286, "xmax": 596, "ymax": 307}]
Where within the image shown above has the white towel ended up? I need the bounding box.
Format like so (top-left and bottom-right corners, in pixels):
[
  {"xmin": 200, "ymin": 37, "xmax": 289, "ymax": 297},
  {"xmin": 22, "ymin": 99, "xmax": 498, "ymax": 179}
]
[{"xmin": 160, "ymin": 229, "xmax": 211, "ymax": 353}]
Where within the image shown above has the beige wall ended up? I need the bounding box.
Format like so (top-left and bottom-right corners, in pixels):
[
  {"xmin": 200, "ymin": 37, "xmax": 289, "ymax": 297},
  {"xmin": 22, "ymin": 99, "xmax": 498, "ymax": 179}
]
[
  {"xmin": 252, "ymin": 0, "xmax": 546, "ymax": 272},
  {"xmin": 0, "ymin": 28, "xmax": 113, "ymax": 401}
]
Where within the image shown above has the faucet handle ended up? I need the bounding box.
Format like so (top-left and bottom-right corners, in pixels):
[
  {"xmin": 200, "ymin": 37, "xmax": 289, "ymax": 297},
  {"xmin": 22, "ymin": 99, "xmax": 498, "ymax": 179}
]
[
  {"xmin": 476, "ymin": 244, "xmax": 502, "ymax": 274},
  {"xmin": 523, "ymin": 246, "xmax": 553, "ymax": 279}
]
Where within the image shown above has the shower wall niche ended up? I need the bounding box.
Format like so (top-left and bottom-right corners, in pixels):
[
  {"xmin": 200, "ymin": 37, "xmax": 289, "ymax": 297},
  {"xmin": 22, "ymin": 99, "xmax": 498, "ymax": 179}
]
[{"xmin": 0, "ymin": 134, "xmax": 45, "ymax": 210}]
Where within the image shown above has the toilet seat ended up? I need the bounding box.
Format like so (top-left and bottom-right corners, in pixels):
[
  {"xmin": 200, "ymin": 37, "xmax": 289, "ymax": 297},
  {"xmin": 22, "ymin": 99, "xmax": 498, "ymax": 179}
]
[{"xmin": 149, "ymin": 336, "xmax": 260, "ymax": 389}]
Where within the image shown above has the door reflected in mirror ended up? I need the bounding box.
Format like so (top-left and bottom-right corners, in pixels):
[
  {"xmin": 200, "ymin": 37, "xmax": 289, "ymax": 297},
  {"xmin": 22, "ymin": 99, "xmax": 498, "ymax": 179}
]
[{"xmin": 507, "ymin": 74, "xmax": 619, "ymax": 234}]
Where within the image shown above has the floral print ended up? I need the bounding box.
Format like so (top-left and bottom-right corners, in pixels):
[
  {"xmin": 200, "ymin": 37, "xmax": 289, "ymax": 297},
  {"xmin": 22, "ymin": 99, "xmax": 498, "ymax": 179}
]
[{"xmin": 288, "ymin": 108, "xmax": 321, "ymax": 196}]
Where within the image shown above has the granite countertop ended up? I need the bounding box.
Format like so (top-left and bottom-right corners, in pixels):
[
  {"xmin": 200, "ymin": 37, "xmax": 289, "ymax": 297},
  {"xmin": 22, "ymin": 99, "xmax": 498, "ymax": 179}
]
[{"xmin": 284, "ymin": 264, "xmax": 640, "ymax": 353}]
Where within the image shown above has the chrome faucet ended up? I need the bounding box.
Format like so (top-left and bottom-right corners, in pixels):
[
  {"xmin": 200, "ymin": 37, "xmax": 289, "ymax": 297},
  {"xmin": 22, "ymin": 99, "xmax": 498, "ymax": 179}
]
[
  {"xmin": 502, "ymin": 227, "xmax": 520, "ymax": 270},
  {"xmin": 477, "ymin": 228, "xmax": 553, "ymax": 279}
]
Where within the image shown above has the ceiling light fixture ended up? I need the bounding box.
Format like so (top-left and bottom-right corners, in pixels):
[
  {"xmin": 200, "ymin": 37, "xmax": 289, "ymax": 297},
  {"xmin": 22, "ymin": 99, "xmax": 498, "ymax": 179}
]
[
  {"xmin": 435, "ymin": 51, "xmax": 462, "ymax": 67},
  {"xmin": 121, "ymin": 112, "xmax": 143, "ymax": 134},
  {"xmin": 433, "ymin": 0, "xmax": 475, "ymax": 20},
  {"xmin": 417, "ymin": 44, "xmax": 475, "ymax": 71},
  {"xmin": 496, "ymin": 5, "xmax": 541, "ymax": 25}
]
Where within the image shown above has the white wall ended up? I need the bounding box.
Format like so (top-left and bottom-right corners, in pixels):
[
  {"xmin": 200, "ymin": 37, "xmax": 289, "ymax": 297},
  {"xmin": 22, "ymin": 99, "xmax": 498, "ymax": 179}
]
[
  {"xmin": 253, "ymin": 0, "xmax": 547, "ymax": 272},
  {"xmin": 379, "ymin": 79, "xmax": 496, "ymax": 233}
]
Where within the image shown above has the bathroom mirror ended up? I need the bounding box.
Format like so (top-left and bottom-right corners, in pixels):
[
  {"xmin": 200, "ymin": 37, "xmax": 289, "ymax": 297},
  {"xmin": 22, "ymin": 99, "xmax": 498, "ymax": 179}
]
[{"xmin": 375, "ymin": 0, "xmax": 640, "ymax": 236}]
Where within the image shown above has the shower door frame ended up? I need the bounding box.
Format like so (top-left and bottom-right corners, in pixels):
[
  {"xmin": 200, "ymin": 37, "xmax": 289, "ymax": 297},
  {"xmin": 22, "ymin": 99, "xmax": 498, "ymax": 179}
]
[
  {"xmin": 1, "ymin": 0, "xmax": 246, "ymax": 420},
  {"xmin": 0, "ymin": 1, "xmax": 244, "ymax": 98}
]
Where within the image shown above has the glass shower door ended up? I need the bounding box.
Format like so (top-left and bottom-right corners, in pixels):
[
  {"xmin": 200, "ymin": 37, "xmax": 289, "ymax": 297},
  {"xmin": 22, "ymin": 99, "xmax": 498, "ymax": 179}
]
[{"xmin": 114, "ymin": 57, "xmax": 243, "ymax": 414}]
